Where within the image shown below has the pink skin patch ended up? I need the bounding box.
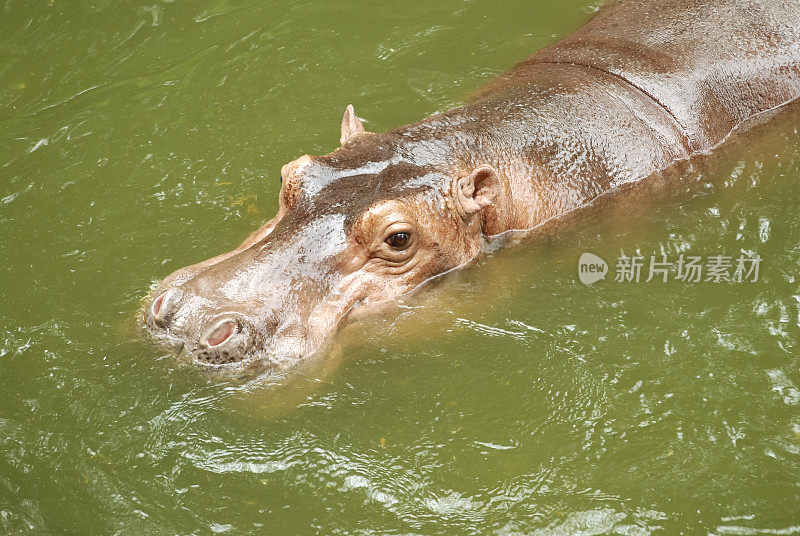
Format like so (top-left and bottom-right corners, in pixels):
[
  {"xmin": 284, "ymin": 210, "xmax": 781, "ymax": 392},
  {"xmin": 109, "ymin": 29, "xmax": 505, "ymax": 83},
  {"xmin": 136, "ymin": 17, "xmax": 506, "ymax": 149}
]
[
  {"xmin": 206, "ymin": 320, "xmax": 238, "ymax": 347},
  {"xmin": 152, "ymin": 292, "xmax": 165, "ymax": 316}
]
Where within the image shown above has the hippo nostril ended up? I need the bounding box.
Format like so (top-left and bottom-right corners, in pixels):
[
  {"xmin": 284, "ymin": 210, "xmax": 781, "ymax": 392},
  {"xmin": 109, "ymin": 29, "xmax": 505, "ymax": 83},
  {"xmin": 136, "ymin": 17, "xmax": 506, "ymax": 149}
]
[
  {"xmin": 151, "ymin": 288, "xmax": 179, "ymax": 327},
  {"xmin": 203, "ymin": 319, "xmax": 239, "ymax": 348},
  {"xmin": 152, "ymin": 293, "xmax": 165, "ymax": 316}
]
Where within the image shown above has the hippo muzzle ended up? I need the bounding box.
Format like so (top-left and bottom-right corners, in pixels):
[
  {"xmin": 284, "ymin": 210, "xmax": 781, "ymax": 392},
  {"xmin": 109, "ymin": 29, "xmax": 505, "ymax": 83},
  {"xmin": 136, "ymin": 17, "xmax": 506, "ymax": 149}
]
[
  {"xmin": 143, "ymin": 210, "xmax": 355, "ymax": 369},
  {"xmin": 148, "ymin": 286, "xmax": 256, "ymax": 366}
]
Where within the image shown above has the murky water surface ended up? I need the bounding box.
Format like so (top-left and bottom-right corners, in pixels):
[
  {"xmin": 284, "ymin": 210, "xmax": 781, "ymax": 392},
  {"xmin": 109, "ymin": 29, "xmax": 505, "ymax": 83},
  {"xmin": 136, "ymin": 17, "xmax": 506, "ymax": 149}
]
[{"xmin": 2, "ymin": 1, "xmax": 800, "ymax": 534}]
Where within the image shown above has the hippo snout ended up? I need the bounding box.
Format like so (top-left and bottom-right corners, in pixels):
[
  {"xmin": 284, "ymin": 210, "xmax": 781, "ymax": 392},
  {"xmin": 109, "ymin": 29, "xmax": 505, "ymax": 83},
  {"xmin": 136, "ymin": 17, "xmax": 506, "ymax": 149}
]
[{"xmin": 144, "ymin": 286, "xmax": 260, "ymax": 367}]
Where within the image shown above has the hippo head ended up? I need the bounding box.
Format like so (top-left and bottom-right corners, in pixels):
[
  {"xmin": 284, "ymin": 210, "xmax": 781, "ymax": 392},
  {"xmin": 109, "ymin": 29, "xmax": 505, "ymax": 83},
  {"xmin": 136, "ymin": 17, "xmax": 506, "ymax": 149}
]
[{"xmin": 142, "ymin": 106, "xmax": 505, "ymax": 371}]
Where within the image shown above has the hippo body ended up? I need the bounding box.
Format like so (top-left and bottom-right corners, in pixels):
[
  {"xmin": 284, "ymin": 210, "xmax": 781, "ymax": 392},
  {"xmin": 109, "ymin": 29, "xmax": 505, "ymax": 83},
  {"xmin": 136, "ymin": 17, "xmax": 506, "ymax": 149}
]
[
  {"xmin": 410, "ymin": 0, "xmax": 800, "ymax": 233},
  {"xmin": 144, "ymin": 0, "xmax": 800, "ymax": 370}
]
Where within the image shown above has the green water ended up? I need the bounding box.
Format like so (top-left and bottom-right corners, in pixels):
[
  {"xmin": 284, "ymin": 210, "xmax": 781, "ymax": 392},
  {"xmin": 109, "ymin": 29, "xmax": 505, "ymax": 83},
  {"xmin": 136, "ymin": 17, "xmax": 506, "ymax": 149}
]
[{"xmin": 2, "ymin": 0, "xmax": 800, "ymax": 534}]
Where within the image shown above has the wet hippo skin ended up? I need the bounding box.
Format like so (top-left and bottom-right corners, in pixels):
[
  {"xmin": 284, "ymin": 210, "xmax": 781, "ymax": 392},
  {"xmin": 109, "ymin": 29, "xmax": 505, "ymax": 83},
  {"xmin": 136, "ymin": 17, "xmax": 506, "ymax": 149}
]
[{"xmin": 142, "ymin": 0, "xmax": 800, "ymax": 372}]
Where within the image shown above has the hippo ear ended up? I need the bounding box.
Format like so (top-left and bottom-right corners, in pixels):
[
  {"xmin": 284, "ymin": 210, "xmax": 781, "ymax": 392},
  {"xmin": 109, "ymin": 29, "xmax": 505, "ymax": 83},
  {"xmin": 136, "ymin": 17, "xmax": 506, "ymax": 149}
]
[
  {"xmin": 281, "ymin": 154, "xmax": 312, "ymax": 183},
  {"xmin": 340, "ymin": 104, "xmax": 365, "ymax": 145},
  {"xmin": 456, "ymin": 164, "xmax": 500, "ymax": 217}
]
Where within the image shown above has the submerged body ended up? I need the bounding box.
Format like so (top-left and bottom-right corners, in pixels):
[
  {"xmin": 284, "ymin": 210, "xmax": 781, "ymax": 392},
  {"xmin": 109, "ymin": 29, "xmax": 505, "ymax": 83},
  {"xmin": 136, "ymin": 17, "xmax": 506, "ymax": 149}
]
[{"xmin": 143, "ymin": 0, "xmax": 800, "ymax": 371}]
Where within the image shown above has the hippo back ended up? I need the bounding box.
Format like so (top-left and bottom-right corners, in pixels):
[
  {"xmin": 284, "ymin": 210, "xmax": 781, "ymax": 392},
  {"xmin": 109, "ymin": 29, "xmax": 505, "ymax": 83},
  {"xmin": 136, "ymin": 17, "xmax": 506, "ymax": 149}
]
[{"xmin": 516, "ymin": 0, "xmax": 800, "ymax": 154}]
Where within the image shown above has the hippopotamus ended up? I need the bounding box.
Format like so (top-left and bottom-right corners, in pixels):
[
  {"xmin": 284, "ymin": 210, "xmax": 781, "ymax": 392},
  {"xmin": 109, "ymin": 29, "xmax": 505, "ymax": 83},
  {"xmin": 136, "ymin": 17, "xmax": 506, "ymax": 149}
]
[{"xmin": 142, "ymin": 0, "xmax": 800, "ymax": 372}]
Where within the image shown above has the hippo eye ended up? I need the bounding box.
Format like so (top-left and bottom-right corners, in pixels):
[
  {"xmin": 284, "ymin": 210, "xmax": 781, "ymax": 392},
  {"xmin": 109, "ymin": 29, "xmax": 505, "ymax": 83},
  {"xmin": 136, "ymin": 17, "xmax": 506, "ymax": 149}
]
[{"xmin": 386, "ymin": 232, "xmax": 410, "ymax": 249}]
